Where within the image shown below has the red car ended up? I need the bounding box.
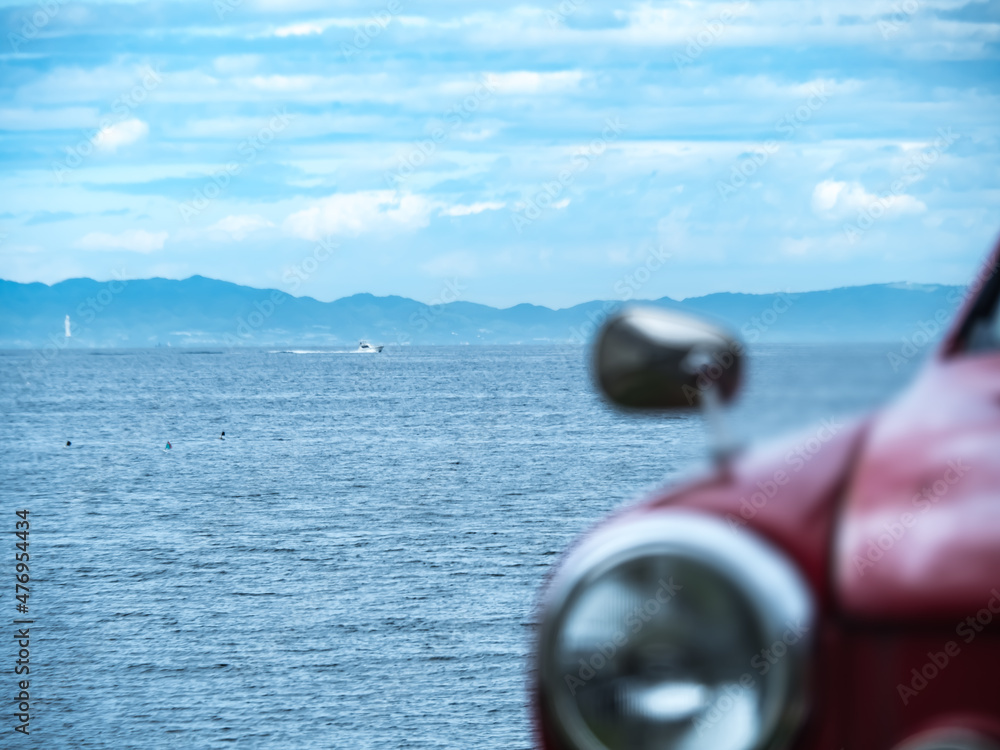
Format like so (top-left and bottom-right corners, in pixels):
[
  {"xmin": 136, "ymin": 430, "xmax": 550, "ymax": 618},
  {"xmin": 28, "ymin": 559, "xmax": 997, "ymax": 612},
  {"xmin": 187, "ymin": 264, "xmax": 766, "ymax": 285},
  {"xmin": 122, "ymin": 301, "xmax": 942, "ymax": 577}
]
[{"xmin": 533, "ymin": 242, "xmax": 1000, "ymax": 750}]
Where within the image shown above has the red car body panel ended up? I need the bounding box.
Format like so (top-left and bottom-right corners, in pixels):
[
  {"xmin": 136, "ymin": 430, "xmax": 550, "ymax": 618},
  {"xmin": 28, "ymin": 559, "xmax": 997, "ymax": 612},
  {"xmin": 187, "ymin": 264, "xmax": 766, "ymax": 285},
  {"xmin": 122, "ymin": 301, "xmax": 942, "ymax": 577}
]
[{"xmin": 835, "ymin": 352, "xmax": 1000, "ymax": 620}]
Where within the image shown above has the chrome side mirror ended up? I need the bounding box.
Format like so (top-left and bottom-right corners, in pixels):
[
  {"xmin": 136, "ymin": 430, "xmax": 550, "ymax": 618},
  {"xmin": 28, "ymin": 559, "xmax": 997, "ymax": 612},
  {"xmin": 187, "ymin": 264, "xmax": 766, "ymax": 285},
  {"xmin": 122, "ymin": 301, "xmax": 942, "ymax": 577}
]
[{"xmin": 594, "ymin": 306, "xmax": 744, "ymax": 410}]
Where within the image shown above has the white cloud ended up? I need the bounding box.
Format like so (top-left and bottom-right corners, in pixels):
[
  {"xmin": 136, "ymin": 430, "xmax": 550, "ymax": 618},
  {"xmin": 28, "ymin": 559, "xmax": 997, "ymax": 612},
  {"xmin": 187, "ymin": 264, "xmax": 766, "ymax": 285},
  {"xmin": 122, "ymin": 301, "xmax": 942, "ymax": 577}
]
[
  {"xmin": 77, "ymin": 230, "xmax": 168, "ymax": 253},
  {"xmin": 208, "ymin": 214, "xmax": 274, "ymax": 240},
  {"xmin": 441, "ymin": 201, "xmax": 506, "ymax": 217},
  {"xmin": 487, "ymin": 70, "xmax": 585, "ymax": 94},
  {"xmin": 283, "ymin": 191, "xmax": 434, "ymax": 240},
  {"xmin": 812, "ymin": 179, "xmax": 849, "ymax": 214},
  {"xmin": 612, "ymin": 1, "xmax": 995, "ymax": 58},
  {"xmin": 274, "ymin": 21, "xmax": 327, "ymax": 37},
  {"xmin": 811, "ymin": 179, "xmax": 926, "ymax": 219},
  {"xmin": 455, "ymin": 128, "xmax": 499, "ymax": 142},
  {"xmin": 269, "ymin": 16, "xmax": 384, "ymax": 37},
  {"xmin": 246, "ymin": 74, "xmax": 324, "ymax": 93},
  {"xmin": 92, "ymin": 119, "xmax": 148, "ymax": 153}
]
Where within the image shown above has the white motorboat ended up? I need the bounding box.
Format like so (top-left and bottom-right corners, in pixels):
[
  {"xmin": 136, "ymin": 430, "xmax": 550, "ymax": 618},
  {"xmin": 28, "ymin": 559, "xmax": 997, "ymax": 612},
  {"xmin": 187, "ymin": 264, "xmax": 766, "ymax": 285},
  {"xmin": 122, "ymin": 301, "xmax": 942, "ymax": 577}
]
[{"xmin": 354, "ymin": 340, "xmax": 384, "ymax": 353}]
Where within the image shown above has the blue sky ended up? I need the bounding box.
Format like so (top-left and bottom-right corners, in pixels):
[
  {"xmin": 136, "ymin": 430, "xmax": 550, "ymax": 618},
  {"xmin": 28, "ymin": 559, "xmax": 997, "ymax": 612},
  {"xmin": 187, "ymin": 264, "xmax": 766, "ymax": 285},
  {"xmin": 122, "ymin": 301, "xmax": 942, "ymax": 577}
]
[{"xmin": 1, "ymin": 0, "xmax": 998, "ymax": 307}]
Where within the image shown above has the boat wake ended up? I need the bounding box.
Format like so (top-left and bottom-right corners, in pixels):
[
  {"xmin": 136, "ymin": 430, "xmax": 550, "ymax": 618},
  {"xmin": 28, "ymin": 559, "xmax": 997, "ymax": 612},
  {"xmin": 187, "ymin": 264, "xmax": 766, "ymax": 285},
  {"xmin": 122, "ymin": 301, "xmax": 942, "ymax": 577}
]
[
  {"xmin": 269, "ymin": 350, "xmax": 340, "ymax": 354},
  {"xmin": 269, "ymin": 342, "xmax": 384, "ymax": 354}
]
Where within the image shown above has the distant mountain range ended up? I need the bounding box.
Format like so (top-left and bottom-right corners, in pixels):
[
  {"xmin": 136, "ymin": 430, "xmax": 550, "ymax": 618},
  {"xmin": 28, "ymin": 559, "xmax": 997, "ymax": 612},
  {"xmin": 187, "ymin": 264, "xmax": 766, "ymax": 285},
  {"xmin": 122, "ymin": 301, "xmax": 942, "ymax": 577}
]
[{"xmin": 0, "ymin": 275, "xmax": 968, "ymax": 348}]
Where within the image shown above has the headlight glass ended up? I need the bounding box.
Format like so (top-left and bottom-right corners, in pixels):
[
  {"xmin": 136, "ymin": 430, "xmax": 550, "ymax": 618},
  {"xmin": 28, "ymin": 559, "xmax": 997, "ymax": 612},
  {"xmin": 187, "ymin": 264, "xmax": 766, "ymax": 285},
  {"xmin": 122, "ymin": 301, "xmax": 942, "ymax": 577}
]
[{"xmin": 538, "ymin": 512, "xmax": 813, "ymax": 750}]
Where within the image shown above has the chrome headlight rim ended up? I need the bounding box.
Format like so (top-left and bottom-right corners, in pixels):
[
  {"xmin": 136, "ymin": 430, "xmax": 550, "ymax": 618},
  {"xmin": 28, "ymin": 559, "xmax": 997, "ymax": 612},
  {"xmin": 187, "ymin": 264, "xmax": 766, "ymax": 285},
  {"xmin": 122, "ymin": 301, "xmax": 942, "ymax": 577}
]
[{"xmin": 537, "ymin": 510, "xmax": 815, "ymax": 750}]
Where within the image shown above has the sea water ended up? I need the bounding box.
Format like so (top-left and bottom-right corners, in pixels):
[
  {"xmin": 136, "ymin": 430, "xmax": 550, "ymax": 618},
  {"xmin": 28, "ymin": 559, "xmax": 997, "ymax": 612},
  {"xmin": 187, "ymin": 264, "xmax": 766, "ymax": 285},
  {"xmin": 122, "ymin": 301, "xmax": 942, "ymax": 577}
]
[{"xmin": 0, "ymin": 344, "xmax": 915, "ymax": 748}]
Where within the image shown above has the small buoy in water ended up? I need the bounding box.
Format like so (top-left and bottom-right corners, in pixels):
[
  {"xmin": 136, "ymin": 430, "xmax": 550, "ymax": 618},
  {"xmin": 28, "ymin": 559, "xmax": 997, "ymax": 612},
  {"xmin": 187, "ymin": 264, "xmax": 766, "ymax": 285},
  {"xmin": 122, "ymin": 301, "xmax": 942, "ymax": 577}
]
[{"xmin": 66, "ymin": 440, "xmax": 71, "ymax": 447}]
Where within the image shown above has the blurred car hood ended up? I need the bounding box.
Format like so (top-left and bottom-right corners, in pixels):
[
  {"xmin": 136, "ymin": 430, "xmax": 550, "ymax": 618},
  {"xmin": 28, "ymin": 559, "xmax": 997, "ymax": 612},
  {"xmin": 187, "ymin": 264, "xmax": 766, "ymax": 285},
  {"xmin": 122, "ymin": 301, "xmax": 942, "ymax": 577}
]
[{"xmin": 835, "ymin": 353, "xmax": 1000, "ymax": 621}]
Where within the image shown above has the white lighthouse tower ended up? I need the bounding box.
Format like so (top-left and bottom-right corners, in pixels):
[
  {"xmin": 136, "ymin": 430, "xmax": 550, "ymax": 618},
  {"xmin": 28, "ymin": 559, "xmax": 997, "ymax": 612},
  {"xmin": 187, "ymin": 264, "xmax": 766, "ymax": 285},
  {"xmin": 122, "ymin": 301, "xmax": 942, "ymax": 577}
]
[{"xmin": 65, "ymin": 315, "xmax": 71, "ymax": 338}]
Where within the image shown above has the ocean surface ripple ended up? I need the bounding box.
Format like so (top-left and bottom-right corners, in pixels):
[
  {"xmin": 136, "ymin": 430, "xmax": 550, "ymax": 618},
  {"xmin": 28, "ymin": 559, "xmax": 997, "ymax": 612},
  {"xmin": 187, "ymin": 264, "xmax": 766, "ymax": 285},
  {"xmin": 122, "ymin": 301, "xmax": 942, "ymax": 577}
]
[{"xmin": 0, "ymin": 345, "xmax": 912, "ymax": 748}]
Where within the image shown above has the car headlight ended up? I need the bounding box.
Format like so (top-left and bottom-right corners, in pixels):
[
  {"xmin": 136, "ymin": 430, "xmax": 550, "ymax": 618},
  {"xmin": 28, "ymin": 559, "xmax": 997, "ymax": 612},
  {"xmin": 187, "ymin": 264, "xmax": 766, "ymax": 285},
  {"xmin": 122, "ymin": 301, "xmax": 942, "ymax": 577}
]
[{"xmin": 537, "ymin": 511, "xmax": 814, "ymax": 750}]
